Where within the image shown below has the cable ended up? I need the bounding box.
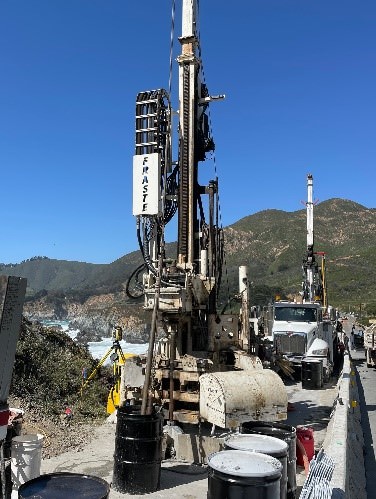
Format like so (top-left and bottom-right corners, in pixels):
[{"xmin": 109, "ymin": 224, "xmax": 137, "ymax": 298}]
[
  {"xmin": 193, "ymin": 2, "xmax": 231, "ymax": 307},
  {"xmin": 125, "ymin": 263, "xmax": 147, "ymax": 299},
  {"xmin": 168, "ymin": 0, "xmax": 176, "ymax": 96}
]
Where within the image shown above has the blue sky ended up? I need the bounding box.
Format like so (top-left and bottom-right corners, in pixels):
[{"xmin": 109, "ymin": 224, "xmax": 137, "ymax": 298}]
[{"xmin": 1, "ymin": 0, "xmax": 375, "ymax": 264}]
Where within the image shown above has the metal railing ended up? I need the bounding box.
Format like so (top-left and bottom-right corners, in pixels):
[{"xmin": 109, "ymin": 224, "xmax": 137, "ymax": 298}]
[{"xmin": 300, "ymin": 449, "xmax": 335, "ymax": 499}]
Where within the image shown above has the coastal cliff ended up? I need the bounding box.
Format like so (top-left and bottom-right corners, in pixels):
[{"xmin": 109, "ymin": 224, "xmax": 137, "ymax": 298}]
[{"xmin": 23, "ymin": 291, "xmax": 149, "ymax": 343}]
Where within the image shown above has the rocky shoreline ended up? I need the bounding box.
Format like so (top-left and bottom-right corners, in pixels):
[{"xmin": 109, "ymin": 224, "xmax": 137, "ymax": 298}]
[{"xmin": 23, "ymin": 291, "xmax": 150, "ymax": 344}]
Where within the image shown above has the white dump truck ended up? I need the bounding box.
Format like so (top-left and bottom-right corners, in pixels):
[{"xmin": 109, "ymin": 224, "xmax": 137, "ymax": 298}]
[{"xmin": 364, "ymin": 324, "xmax": 376, "ymax": 367}]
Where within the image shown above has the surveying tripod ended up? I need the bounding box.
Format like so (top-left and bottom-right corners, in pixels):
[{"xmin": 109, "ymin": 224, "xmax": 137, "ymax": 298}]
[{"xmin": 80, "ymin": 326, "xmax": 126, "ymax": 395}]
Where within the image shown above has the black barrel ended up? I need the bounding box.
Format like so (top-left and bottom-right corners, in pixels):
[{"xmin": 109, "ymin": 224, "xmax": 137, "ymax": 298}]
[
  {"xmin": 112, "ymin": 406, "xmax": 163, "ymax": 494},
  {"xmin": 224, "ymin": 433, "xmax": 288, "ymax": 499},
  {"xmin": 301, "ymin": 359, "xmax": 323, "ymax": 389},
  {"xmin": 18, "ymin": 472, "xmax": 109, "ymax": 499},
  {"xmin": 208, "ymin": 449, "xmax": 282, "ymax": 499},
  {"xmin": 241, "ymin": 421, "xmax": 297, "ymax": 499}
]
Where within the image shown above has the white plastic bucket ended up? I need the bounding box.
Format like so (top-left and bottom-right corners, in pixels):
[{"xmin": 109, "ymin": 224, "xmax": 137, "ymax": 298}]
[{"xmin": 11, "ymin": 434, "xmax": 44, "ymax": 493}]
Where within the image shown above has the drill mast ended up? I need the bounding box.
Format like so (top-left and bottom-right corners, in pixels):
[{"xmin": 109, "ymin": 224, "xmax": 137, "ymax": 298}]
[
  {"xmin": 131, "ymin": 0, "xmax": 287, "ymax": 426},
  {"xmin": 302, "ymin": 173, "xmax": 324, "ymax": 304}
]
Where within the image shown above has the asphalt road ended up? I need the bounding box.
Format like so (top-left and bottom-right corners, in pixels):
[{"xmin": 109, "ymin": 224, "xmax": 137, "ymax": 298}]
[
  {"xmin": 341, "ymin": 316, "xmax": 375, "ymax": 499},
  {"xmin": 351, "ymin": 346, "xmax": 376, "ymax": 499}
]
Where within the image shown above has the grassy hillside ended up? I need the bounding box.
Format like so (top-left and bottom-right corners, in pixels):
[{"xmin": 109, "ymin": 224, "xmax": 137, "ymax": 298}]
[
  {"xmin": 0, "ymin": 258, "xmax": 106, "ymax": 294},
  {"xmin": 2, "ymin": 199, "xmax": 376, "ymax": 313},
  {"xmin": 223, "ymin": 199, "xmax": 376, "ymax": 312}
]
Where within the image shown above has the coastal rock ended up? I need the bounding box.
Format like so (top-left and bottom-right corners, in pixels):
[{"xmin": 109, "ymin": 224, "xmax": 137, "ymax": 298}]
[
  {"xmin": 24, "ymin": 291, "xmax": 149, "ymax": 344},
  {"xmin": 75, "ymin": 328, "xmax": 103, "ymax": 344}
]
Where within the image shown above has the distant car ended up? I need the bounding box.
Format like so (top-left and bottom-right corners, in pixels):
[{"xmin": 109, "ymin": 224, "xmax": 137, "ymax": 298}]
[{"xmin": 354, "ymin": 330, "xmax": 364, "ymax": 348}]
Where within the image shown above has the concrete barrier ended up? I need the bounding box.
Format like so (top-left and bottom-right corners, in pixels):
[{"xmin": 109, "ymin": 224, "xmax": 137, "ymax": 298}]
[{"xmin": 322, "ymin": 354, "xmax": 367, "ymax": 499}]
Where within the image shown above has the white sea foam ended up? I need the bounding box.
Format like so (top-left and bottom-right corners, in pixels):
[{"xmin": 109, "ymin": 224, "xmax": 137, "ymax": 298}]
[
  {"xmin": 41, "ymin": 320, "xmax": 147, "ymax": 363},
  {"xmin": 87, "ymin": 338, "xmax": 148, "ymax": 362},
  {"xmin": 41, "ymin": 319, "xmax": 79, "ymax": 340}
]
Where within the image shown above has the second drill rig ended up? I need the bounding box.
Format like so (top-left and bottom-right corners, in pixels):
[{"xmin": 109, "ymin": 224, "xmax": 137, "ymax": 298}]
[{"xmin": 302, "ymin": 173, "xmax": 325, "ymax": 304}]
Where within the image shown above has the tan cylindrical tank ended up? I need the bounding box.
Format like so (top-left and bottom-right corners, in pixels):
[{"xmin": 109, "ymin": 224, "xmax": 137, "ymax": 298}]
[{"xmin": 200, "ymin": 369, "xmax": 288, "ymax": 429}]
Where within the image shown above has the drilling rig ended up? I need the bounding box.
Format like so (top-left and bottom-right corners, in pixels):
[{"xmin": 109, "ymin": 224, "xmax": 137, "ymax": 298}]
[
  {"xmin": 272, "ymin": 174, "xmax": 336, "ymax": 370},
  {"xmin": 130, "ymin": 0, "xmax": 287, "ymax": 430},
  {"xmin": 302, "ymin": 173, "xmax": 324, "ymax": 304}
]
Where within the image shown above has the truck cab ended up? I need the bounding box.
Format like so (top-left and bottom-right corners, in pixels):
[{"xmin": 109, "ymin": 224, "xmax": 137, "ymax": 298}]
[{"xmin": 272, "ymin": 301, "xmax": 324, "ymax": 366}]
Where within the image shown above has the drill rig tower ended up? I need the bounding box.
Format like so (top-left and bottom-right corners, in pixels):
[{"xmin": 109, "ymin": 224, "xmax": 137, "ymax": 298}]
[
  {"xmin": 132, "ymin": 0, "xmax": 287, "ymax": 428},
  {"xmin": 302, "ymin": 174, "xmax": 323, "ymax": 303}
]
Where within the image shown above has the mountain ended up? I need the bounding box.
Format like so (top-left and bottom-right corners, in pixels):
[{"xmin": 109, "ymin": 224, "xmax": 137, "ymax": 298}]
[
  {"xmin": 2, "ymin": 198, "xmax": 376, "ymax": 327},
  {"xmin": 0, "ymin": 246, "xmax": 177, "ymax": 297},
  {"xmin": 223, "ymin": 198, "xmax": 376, "ymax": 311},
  {"xmin": 0, "ymin": 254, "xmax": 136, "ymax": 295}
]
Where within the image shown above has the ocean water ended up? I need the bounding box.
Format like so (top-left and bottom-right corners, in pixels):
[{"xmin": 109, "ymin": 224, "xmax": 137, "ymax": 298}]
[
  {"xmin": 41, "ymin": 320, "xmax": 148, "ymax": 363},
  {"xmin": 42, "ymin": 319, "xmax": 80, "ymax": 340},
  {"xmin": 88, "ymin": 337, "xmax": 148, "ymax": 360}
]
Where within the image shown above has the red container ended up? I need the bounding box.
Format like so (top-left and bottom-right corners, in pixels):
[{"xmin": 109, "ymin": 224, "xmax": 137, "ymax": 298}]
[{"xmin": 296, "ymin": 426, "xmax": 314, "ymax": 466}]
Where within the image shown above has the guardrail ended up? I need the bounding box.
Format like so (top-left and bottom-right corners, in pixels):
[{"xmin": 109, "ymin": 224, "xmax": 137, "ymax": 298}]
[{"xmin": 321, "ymin": 354, "xmax": 366, "ymax": 499}]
